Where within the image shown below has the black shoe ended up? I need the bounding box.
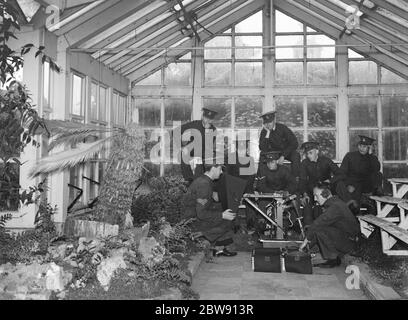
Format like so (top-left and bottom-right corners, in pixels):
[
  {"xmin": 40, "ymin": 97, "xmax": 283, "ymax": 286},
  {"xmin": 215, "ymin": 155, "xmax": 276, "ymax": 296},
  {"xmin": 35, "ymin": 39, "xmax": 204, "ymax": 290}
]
[
  {"xmin": 213, "ymin": 248, "xmax": 238, "ymax": 257},
  {"xmin": 313, "ymin": 256, "xmax": 341, "ymax": 268}
]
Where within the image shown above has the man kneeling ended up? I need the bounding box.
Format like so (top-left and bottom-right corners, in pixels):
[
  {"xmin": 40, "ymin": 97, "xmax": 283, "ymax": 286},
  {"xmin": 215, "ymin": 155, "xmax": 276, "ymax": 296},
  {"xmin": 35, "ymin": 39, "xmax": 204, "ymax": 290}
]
[
  {"xmin": 299, "ymin": 184, "xmax": 360, "ymax": 268},
  {"xmin": 183, "ymin": 158, "xmax": 238, "ymax": 257}
]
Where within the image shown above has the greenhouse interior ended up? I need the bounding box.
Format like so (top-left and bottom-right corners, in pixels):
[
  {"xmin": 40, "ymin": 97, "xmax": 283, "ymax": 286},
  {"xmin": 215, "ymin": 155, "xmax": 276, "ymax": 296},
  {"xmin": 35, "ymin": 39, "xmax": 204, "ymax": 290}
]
[{"xmin": 0, "ymin": 0, "xmax": 408, "ymax": 302}]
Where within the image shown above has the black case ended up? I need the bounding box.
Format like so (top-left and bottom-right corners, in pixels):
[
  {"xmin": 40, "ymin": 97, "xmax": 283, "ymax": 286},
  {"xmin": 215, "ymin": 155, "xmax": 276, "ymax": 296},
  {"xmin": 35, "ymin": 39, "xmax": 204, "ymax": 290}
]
[
  {"xmin": 252, "ymin": 248, "xmax": 282, "ymax": 273},
  {"xmin": 284, "ymin": 251, "xmax": 313, "ymax": 274}
]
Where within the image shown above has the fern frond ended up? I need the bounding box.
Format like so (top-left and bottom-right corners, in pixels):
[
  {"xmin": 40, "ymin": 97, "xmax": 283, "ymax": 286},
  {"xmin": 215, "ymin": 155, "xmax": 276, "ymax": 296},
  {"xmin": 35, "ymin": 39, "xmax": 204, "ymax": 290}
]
[
  {"xmin": 0, "ymin": 213, "xmax": 12, "ymax": 229},
  {"xmin": 48, "ymin": 129, "xmax": 116, "ymax": 151},
  {"xmin": 28, "ymin": 138, "xmax": 111, "ymax": 178}
]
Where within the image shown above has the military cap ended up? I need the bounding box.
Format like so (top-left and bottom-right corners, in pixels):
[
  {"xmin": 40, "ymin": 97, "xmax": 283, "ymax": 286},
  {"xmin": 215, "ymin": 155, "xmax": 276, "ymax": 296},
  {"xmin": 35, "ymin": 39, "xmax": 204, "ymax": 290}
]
[
  {"xmin": 260, "ymin": 110, "xmax": 277, "ymax": 123},
  {"xmin": 202, "ymin": 108, "xmax": 218, "ymax": 120},
  {"xmin": 301, "ymin": 141, "xmax": 320, "ymax": 152},
  {"xmin": 264, "ymin": 151, "xmax": 282, "ymax": 161},
  {"xmin": 358, "ymin": 135, "xmax": 375, "ymax": 145}
]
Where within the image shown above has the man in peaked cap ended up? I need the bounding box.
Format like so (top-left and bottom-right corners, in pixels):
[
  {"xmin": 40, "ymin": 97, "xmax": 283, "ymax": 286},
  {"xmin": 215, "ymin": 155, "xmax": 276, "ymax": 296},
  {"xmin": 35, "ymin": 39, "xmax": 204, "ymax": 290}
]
[
  {"xmin": 182, "ymin": 156, "xmax": 238, "ymax": 257},
  {"xmin": 339, "ymin": 135, "xmax": 383, "ymax": 211},
  {"xmin": 178, "ymin": 107, "xmax": 218, "ymax": 185},
  {"xmin": 259, "ymin": 110, "xmax": 301, "ymax": 181},
  {"xmin": 299, "ymin": 141, "xmax": 348, "ymax": 225},
  {"xmin": 255, "ymin": 151, "xmax": 297, "ymax": 194}
]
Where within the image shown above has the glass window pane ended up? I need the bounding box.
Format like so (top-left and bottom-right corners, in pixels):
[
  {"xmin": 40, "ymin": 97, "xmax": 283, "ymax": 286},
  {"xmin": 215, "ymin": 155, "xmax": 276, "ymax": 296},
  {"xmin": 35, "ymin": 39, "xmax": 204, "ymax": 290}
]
[
  {"xmin": 112, "ymin": 93, "xmax": 118, "ymax": 124},
  {"xmin": 164, "ymin": 98, "xmax": 192, "ymax": 127},
  {"xmin": 307, "ymin": 35, "xmax": 335, "ymax": 58},
  {"xmin": 383, "ymin": 129, "xmax": 408, "ymax": 161},
  {"xmin": 275, "ymin": 97, "xmax": 304, "ymax": 127},
  {"xmin": 306, "ymin": 26, "xmax": 317, "ymax": 32},
  {"xmin": 381, "ymin": 67, "xmax": 408, "ymax": 84},
  {"xmin": 136, "ymin": 99, "xmax": 161, "ymax": 127},
  {"xmin": 307, "ymin": 61, "xmax": 335, "ymax": 85},
  {"xmin": 383, "ymin": 164, "xmax": 408, "ymax": 194},
  {"xmin": 235, "ymin": 62, "xmax": 262, "ymax": 86},
  {"xmin": 179, "ymin": 52, "xmax": 191, "ymax": 60},
  {"xmin": 90, "ymin": 82, "xmax": 98, "ymax": 120},
  {"xmin": 307, "ymin": 97, "xmax": 336, "ymax": 128},
  {"xmin": 99, "ymin": 86, "xmax": 107, "ymax": 122},
  {"xmin": 0, "ymin": 163, "xmax": 20, "ymax": 211},
  {"xmin": 349, "ymin": 130, "xmax": 379, "ymax": 155},
  {"xmin": 275, "ymin": 35, "xmax": 303, "ymax": 59},
  {"xmin": 349, "ymin": 61, "xmax": 377, "ymax": 84},
  {"xmin": 235, "ymin": 11, "xmax": 262, "ymax": 33},
  {"xmin": 164, "ymin": 62, "xmax": 191, "ymax": 86},
  {"xmin": 382, "ymin": 96, "xmax": 408, "ymax": 127},
  {"xmin": 204, "ymin": 36, "xmax": 231, "ymax": 59},
  {"xmin": 235, "ymin": 36, "xmax": 262, "ymax": 59},
  {"xmin": 293, "ymin": 130, "xmax": 304, "ymax": 145},
  {"xmin": 136, "ymin": 70, "xmax": 161, "ymax": 85},
  {"xmin": 309, "ymin": 131, "xmax": 336, "ymax": 159},
  {"xmin": 144, "ymin": 130, "xmax": 161, "ymax": 162},
  {"xmin": 275, "ymin": 10, "xmax": 303, "ymax": 33},
  {"xmin": 204, "ymin": 62, "xmax": 231, "ymax": 86},
  {"xmin": 235, "ymin": 96, "xmax": 263, "ymax": 128},
  {"xmin": 349, "ymin": 97, "xmax": 378, "ymax": 127},
  {"xmin": 348, "ymin": 49, "xmax": 364, "ymax": 58},
  {"xmin": 43, "ymin": 61, "xmax": 50, "ymax": 108},
  {"xmin": 203, "ymin": 98, "xmax": 232, "ymax": 128},
  {"xmin": 275, "ymin": 62, "xmax": 303, "ymax": 85},
  {"xmin": 72, "ymin": 74, "xmax": 83, "ymax": 116}
]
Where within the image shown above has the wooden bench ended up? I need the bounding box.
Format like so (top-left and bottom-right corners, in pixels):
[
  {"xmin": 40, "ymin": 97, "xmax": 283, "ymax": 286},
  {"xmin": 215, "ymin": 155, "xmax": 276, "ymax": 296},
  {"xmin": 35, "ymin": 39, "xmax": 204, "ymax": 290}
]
[
  {"xmin": 359, "ymin": 214, "xmax": 408, "ymax": 256},
  {"xmin": 369, "ymin": 196, "xmax": 405, "ymax": 223},
  {"xmin": 388, "ymin": 178, "xmax": 408, "ymax": 199}
]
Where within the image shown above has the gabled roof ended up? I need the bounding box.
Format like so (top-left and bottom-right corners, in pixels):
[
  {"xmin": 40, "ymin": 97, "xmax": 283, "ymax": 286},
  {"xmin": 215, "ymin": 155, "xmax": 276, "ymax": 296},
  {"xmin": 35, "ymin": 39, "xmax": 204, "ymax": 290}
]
[{"xmin": 27, "ymin": 0, "xmax": 408, "ymax": 84}]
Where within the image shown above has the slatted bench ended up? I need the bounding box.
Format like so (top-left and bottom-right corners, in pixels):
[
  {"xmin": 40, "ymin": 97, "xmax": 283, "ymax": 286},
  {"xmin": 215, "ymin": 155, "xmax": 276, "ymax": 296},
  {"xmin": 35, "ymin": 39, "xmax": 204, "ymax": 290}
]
[
  {"xmin": 369, "ymin": 196, "xmax": 405, "ymax": 224},
  {"xmin": 359, "ymin": 214, "xmax": 408, "ymax": 256},
  {"xmin": 388, "ymin": 178, "xmax": 408, "ymax": 199}
]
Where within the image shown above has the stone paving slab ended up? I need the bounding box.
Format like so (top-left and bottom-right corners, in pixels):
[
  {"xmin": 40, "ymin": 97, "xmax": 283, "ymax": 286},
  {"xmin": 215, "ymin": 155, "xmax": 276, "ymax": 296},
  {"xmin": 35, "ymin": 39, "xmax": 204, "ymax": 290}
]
[{"xmin": 192, "ymin": 252, "xmax": 367, "ymax": 300}]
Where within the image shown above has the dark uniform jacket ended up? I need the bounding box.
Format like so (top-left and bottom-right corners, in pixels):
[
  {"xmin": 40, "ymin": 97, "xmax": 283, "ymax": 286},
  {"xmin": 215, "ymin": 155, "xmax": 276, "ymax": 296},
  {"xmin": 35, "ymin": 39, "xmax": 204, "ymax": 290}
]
[
  {"xmin": 259, "ymin": 123, "xmax": 298, "ymax": 159},
  {"xmin": 183, "ymin": 174, "xmax": 232, "ymax": 243},
  {"xmin": 340, "ymin": 151, "xmax": 381, "ymax": 188},
  {"xmin": 306, "ymin": 196, "xmax": 360, "ymax": 241},
  {"xmin": 299, "ymin": 155, "xmax": 344, "ymax": 195},
  {"xmin": 256, "ymin": 163, "xmax": 296, "ymax": 194}
]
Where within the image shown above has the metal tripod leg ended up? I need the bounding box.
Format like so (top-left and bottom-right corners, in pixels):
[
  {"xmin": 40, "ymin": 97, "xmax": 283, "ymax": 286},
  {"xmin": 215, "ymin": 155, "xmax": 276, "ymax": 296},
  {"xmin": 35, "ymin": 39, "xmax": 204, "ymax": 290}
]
[{"xmin": 244, "ymin": 198, "xmax": 285, "ymax": 235}]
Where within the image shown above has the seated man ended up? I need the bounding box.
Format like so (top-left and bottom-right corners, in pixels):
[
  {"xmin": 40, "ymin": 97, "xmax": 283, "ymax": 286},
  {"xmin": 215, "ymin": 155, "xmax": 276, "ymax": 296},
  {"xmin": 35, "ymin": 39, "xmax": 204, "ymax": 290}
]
[
  {"xmin": 182, "ymin": 157, "xmax": 238, "ymax": 257},
  {"xmin": 340, "ymin": 135, "xmax": 383, "ymax": 210},
  {"xmin": 299, "ymin": 141, "xmax": 348, "ymax": 225},
  {"xmin": 299, "ymin": 184, "xmax": 360, "ymax": 268},
  {"xmin": 259, "ymin": 110, "xmax": 301, "ymax": 180},
  {"xmin": 256, "ymin": 151, "xmax": 297, "ymax": 195}
]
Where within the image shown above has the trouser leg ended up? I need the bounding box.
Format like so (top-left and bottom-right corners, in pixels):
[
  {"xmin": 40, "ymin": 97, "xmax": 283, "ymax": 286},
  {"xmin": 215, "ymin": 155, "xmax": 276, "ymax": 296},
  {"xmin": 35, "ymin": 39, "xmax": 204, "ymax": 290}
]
[{"xmin": 307, "ymin": 227, "xmax": 354, "ymax": 260}]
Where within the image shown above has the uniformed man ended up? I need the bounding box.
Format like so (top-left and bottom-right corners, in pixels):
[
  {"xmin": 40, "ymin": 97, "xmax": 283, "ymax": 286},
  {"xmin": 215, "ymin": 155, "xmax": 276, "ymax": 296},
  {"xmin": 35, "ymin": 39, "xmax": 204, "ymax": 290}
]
[
  {"xmin": 259, "ymin": 111, "xmax": 301, "ymax": 179},
  {"xmin": 226, "ymin": 138, "xmax": 257, "ymax": 193},
  {"xmin": 179, "ymin": 108, "xmax": 218, "ymax": 185},
  {"xmin": 182, "ymin": 157, "xmax": 238, "ymax": 257},
  {"xmin": 299, "ymin": 141, "xmax": 348, "ymax": 225},
  {"xmin": 256, "ymin": 151, "xmax": 297, "ymax": 194},
  {"xmin": 299, "ymin": 184, "xmax": 360, "ymax": 268},
  {"xmin": 340, "ymin": 135, "xmax": 383, "ymax": 209}
]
